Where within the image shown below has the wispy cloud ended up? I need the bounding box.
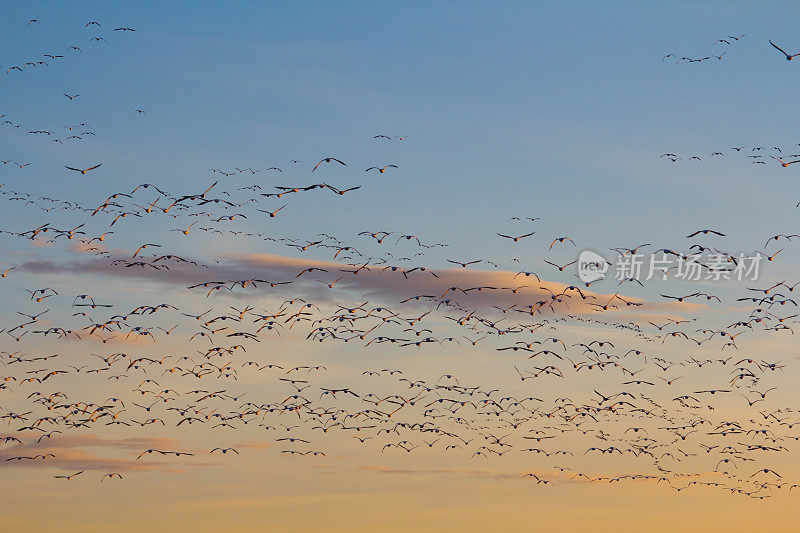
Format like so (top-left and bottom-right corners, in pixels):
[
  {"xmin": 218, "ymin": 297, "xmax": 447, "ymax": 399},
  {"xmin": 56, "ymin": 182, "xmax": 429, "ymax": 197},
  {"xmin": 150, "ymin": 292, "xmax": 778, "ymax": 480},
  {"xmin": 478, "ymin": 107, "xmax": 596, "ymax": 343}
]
[
  {"xmin": 0, "ymin": 435, "xmax": 216, "ymax": 473},
  {"xmin": 18, "ymin": 252, "xmax": 700, "ymax": 321}
]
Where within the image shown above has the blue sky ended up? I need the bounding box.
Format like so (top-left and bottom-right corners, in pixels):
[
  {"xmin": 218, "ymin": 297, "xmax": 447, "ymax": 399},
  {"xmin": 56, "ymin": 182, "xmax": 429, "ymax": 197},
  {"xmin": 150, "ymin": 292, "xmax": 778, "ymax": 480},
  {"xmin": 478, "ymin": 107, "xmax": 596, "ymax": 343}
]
[{"xmin": 3, "ymin": 1, "xmax": 799, "ymax": 230}]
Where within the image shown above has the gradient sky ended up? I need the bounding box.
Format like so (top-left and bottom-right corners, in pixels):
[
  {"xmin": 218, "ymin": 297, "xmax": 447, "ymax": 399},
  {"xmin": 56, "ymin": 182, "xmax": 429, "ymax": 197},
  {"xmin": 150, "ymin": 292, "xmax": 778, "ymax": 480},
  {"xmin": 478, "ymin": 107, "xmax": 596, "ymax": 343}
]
[{"xmin": 2, "ymin": 2, "xmax": 800, "ymax": 531}]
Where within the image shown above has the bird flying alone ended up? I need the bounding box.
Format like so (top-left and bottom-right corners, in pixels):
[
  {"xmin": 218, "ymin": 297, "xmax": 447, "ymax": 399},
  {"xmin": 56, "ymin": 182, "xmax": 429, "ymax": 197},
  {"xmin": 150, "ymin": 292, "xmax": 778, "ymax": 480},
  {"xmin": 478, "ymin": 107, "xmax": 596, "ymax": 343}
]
[
  {"xmin": 770, "ymin": 40, "xmax": 800, "ymax": 61},
  {"xmin": 686, "ymin": 229, "xmax": 725, "ymax": 238},
  {"xmin": 65, "ymin": 163, "xmax": 102, "ymax": 174},
  {"xmin": 312, "ymin": 158, "xmax": 346, "ymax": 172},
  {"xmin": 365, "ymin": 165, "xmax": 398, "ymax": 173}
]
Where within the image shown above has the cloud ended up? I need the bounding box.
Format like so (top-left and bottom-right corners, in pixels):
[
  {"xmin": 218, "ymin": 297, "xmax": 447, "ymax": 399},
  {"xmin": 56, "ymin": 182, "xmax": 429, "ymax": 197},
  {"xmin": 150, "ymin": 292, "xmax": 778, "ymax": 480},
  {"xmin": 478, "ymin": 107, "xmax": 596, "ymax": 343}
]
[
  {"xmin": 1, "ymin": 448, "xmax": 167, "ymax": 473},
  {"xmin": 357, "ymin": 464, "xmax": 588, "ymax": 482},
  {"xmin": 18, "ymin": 251, "xmax": 699, "ymax": 322},
  {"xmin": 0, "ymin": 435, "xmax": 207, "ymax": 473},
  {"xmin": 69, "ymin": 240, "xmax": 107, "ymax": 254},
  {"xmin": 30, "ymin": 237, "xmax": 54, "ymax": 248}
]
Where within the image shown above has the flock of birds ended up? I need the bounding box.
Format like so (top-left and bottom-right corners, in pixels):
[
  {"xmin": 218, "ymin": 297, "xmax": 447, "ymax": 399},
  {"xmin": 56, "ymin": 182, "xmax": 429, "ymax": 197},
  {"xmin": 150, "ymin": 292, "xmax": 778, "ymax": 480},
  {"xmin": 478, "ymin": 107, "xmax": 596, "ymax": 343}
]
[
  {"xmin": 662, "ymin": 34, "xmax": 746, "ymax": 63},
  {"xmin": 2, "ymin": 20, "xmax": 800, "ymax": 502},
  {"xmin": 660, "ymin": 145, "xmax": 800, "ymax": 170},
  {"xmin": 663, "ymin": 35, "xmax": 800, "ymax": 66},
  {"xmin": 5, "ymin": 20, "xmax": 134, "ymax": 75}
]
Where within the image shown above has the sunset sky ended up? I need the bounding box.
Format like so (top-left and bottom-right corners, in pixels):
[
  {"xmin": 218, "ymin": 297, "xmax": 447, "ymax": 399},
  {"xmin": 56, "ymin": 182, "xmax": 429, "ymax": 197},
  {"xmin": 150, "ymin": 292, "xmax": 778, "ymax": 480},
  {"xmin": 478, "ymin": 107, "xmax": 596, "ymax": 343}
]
[{"xmin": 2, "ymin": 2, "xmax": 800, "ymax": 531}]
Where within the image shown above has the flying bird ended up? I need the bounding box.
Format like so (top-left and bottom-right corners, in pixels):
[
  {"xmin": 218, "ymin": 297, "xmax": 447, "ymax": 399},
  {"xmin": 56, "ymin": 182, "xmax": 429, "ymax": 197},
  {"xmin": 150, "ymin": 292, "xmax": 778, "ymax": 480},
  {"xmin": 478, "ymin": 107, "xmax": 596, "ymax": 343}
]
[
  {"xmin": 770, "ymin": 40, "xmax": 800, "ymax": 61},
  {"xmin": 65, "ymin": 163, "xmax": 102, "ymax": 174},
  {"xmin": 365, "ymin": 165, "xmax": 398, "ymax": 173},
  {"xmin": 312, "ymin": 158, "xmax": 346, "ymax": 171}
]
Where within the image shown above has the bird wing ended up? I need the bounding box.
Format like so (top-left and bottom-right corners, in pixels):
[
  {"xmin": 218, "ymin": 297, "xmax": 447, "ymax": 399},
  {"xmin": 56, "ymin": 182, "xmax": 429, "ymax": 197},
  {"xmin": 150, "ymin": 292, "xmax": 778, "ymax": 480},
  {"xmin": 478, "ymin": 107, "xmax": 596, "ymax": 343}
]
[{"xmin": 770, "ymin": 40, "xmax": 791, "ymax": 57}]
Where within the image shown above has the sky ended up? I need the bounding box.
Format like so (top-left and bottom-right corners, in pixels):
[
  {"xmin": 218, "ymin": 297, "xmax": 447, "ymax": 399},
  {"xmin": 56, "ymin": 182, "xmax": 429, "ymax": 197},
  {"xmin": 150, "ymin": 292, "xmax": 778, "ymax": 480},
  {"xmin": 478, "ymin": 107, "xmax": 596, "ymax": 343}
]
[{"xmin": 2, "ymin": 1, "xmax": 800, "ymax": 531}]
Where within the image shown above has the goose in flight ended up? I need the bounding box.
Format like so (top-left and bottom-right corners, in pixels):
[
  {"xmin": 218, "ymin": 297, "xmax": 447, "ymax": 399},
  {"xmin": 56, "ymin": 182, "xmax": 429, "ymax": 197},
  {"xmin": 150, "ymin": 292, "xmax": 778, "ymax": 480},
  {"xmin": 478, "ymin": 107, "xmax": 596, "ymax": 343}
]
[
  {"xmin": 54, "ymin": 471, "xmax": 84, "ymax": 480},
  {"xmin": 550, "ymin": 237, "xmax": 576, "ymax": 250},
  {"xmin": 544, "ymin": 259, "xmax": 578, "ymax": 272},
  {"xmin": 447, "ymin": 259, "xmax": 481, "ymax": 268},
  {"xmin": 211, "ymin": 448, "xmax": 239, "ymax": 454},
  {"xmin": 65, "ymin": 163, "xmax": 102, "ymax": 174},
  {"xmin": 365, "ymin": 165, "xmax": 398, "ymax": 173},
  {"xmin": 497, "ymin": 232, "xmax": 535, "ymax": 242},
  {"xmin": 771, "ymin": 156, "xmax": 800, "ymax": 167},
  {"xmin": 312, "ymin": 157, "xmax": 346, "ymax": 171},
  {"xmin": 686, "ymin": 229, "xmax": 725, "ymax": 238},
  {"xmin": 256, "ymin": 205, "xmax": 286, "ymax": 217},
  {"xmin": 770, "ymin": 40, "xmax": 800, "ymax": 61}
]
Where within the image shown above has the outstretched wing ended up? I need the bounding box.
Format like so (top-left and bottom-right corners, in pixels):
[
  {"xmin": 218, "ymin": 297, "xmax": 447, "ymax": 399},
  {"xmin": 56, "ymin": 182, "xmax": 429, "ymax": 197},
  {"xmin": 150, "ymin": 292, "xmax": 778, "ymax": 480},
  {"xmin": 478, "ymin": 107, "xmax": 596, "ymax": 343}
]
[{"xmin": 770, "ymin": 40, "xmax": 790, "ymax": 58}]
